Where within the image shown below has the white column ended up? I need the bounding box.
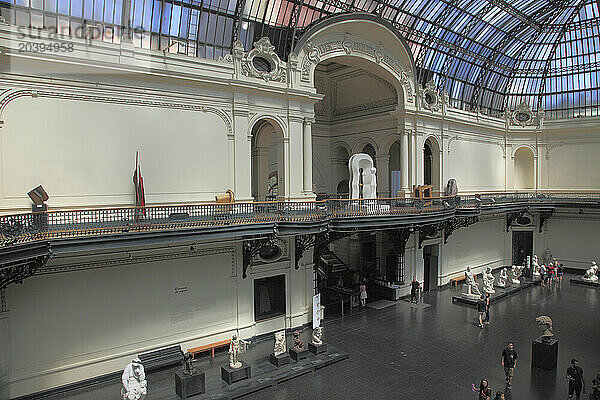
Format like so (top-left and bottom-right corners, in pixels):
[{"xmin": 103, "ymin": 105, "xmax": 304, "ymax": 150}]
[
  {"xmin": 401, "ymin": 131, "xmax": 410, "ymax": 195},
  {"xmin": 302, "ymin": 118, "xmax": 314, "ymax": 194}
]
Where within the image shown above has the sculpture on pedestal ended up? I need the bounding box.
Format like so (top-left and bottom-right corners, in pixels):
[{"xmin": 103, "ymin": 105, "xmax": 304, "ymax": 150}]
[
  {"xmin": 465, "ymin": 266, "xmax": 482, "ymax": 296},
  {"xmin": 273, "ymin": 330, "xmax": 286, "ymax": 356},
  {"xmin": 511, "ymin": 265, "xmax": 524, "ymax": 284},
  {"xmin": 482, "ymin": 267, "xmax": 495, "ymax": 293},
  {"xmin": 532, "ymin": 255, "xmax": 541, "ymax": 278},
  {"xmin": 497, "ymin": 268, "xmax": 509, "ymax": 287},
  {"xmin": 536, "ymin": 315, "xmax": 554, "ymax": 342},
  {"xmin": 229, "ymin": 334, "xmax": 250, "ymax": 369},
  {"xmin": 348, "ymin": 154, "xmax": 377, "ymax": 199},
  {"xmin": 182, "ymin": 352, "xmax": 198, "ymax": 376},
  {"xmin": 582, "ymin": 261, "xmax": 599, "ymax": 282},
  {"xmin": 293, "ymin": 330, "xmax": 304, "ymax": 351},
  {"xmin": 121, "ymin": 358, "xmax": 147, "ymax": 400},
  {"xmin": 311, "ymin": 326, "xmax": 323, "ymax": 345}
]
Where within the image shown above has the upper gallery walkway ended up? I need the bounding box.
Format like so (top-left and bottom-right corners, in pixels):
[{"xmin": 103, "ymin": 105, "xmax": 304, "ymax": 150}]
[{"xmin": 0, "ymin": 191, "xmax": 598, "ymax": 253}]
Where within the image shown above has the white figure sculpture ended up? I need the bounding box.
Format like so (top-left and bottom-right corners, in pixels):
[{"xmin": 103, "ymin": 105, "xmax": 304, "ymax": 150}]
[
  {"xmin": 582, "ymin": 261, "xmax": 599, "ymax": 282},
  {"xmin": 348, "ymin": 154, "xmax": 377, "ymax": 199},
  {"xmin": 311, "ymin": 326, "xmax": 323, "ymax": 346},
  {"xmin": 273, "ymin": 330, "xmax": 286, "ymax": 356},
  {"xmin": 121, "ymin": 358, "xmax": 147, "ymax": 400},
  {"xmin": 465, "ymin": 266, "xmax": 482, "ymax": 296},
  {"xmin": 532, "ymin": 255, "xmax": 540, "ymax": 278},
  {"xmin": 496, "ymin": 268, "xmax": 509, "ymax": 287},
  {"xmin": 511, "ymin": 265, "xmax": 524, "ymax": 284},
  {"xmin": 229, "ymin": 334, "xmax": 250, "ymax": 369},
  {"xmin": 482, "ymin": 267, "xmax": 495, "ymax": 294}
]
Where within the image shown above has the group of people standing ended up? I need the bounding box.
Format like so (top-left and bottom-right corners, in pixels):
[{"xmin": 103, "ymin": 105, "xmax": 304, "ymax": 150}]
[{"xmin": 538, "ymin": 257, "xmax": 564, "ymax": 287}]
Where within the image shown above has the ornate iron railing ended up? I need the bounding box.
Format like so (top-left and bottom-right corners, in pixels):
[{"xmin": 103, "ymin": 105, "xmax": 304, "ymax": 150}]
[{"xmin": 1, "ymin": 192, "xmax": 599, "ymax": 247}]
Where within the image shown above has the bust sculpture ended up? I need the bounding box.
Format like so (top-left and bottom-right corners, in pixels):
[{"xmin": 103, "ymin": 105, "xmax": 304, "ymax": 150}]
[
  {"xmin": 465, "ymin": 266, "xmax": 482, "ymax": 296},
  {"xmin": 311, "ymin": 326, "xmax": 323, "ymax": 346},
  {"xmin": 482, "ymin": 267, "xmax": 495, "ymax": 293},
  {"xmin": 293, "ymin": 330, "xmax": 304, "ymax": 351},
  {"xmin": 582, "ymin": 261, "xmax": 599, "ymax": 282},
  {"xmin": 121, "ymin": 358, "xmax": 147, "ymax": 400},
  {"xmin": 536, "ymin": 315, "xmax": 554, "ymax": 342},
  {"xmin": 273, "ymin": 330, "xmax": 286, "ymax": 356},
  {"xmin": 229, "ymin": 334, "xmax": 250, "ymax": 369},
  {"xmin": 511, "ymin": 265, "xmax": 523, "ymax": 284},
  {"xmin": 497, "ymin": 268, "xmax": 509, "ymax": 287}
]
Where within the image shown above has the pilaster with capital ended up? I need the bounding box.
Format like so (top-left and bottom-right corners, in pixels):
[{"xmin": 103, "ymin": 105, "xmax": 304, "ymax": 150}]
[
  {"xmin": 287, "ymin": 114, "xmax": 305, "ymax": 199},
  {"xmin": 302, "ymin": 117, "xmax": 315, "ymax": 196}
]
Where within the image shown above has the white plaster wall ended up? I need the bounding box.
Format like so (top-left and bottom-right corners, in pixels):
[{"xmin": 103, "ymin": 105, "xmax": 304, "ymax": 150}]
[
  {"xmin": 544, "ymin": 216, "xmax": 600, "ymax": 269},
  {"xmin": 545, "ymin": 142, "xmax": 600, "ymax": 190},
  {"xmin": 5, "ymin": 241, "xmax": 313, "ymax": 398},
  {"xmin": 445, "ymin": 138, "xmax": 505, "ymax": 193},
  {"xmin": 441, "ymin": 218, "xmax": 507, "ymax": 284},
  {"xmin": 1, "ymin": 97, "xmax": 232, "ymax": 211}
]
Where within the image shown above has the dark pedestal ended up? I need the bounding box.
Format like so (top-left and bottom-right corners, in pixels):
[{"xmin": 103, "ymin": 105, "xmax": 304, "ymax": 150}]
[
  {"xmin": 308, "ymin": 342, "xmax": 327, "ymax": 355},
  {"xmin": 174, "ymin": 370, "xmax": 205, "ymax": 399},
  {"xmin": 289, "ymin": 348, "xmax": 308, "ymax": 362},
  {"xmin": 269, "ymin": 352, "xmax": 291, "ymax": 367},
  {"xmin": 532, "ymin": 338, "xmax": 558, "ymax": 370},
  {"xmin": 221, "ymin": 362, "xmax": 251, "ymax": 385}
]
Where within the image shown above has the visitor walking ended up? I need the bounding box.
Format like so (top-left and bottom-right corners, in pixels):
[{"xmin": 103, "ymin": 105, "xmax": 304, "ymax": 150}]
[
  {"xmin": 410, "ymin": 277, "xmax": 420, "ymax": 304},
  {"xmin": 484, "ymin": 293, "xmax": 491, "ymax": 325},
  {"xmin": 501, "ymin": 341, "xmax": 518, "ymax": 389},
  {"xmin": 477, "ymin": 295, "xmax": 486, "ymax": 329},
  {"xmin": 591, "ymin": 373, "xmax": 600, "ymax": 400},
  {"xmin": 566, "ymin": 358, "xmax": 586, "ymax": 399},
  {"xmin": 558, "ymin": 263, "xmax": 564, "ymax": 283},
  {"xmin": 359, "ymin": 281, "xmax": 367, "ymax": 307},
  {"xmin": 493, "ymin": 392, "xmax": 505, "ymax": 400},
  {"xmin": 540, "ymin": 264, "xmax": 547, "ymax": 287},
  {"xmin": 477, "ymin": 378, "xmax": 492, "ymax": 400}
]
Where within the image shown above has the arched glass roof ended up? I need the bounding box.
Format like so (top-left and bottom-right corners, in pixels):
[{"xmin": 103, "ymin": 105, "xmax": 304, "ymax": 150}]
[{"xmin": 1, "ymin": 0, "xmax": 599, "ymax": 119}]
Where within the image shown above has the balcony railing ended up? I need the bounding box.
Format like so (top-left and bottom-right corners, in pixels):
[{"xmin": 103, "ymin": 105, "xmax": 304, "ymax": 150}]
[{"xmin": 1, "ymin": 192, "xmax": 599, "ymax": 248}]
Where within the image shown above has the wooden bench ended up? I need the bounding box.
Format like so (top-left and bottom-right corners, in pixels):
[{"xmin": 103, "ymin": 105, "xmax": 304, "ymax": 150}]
[
  {"xmin": 450, "ymin": 275, "xmax": 466, "ymax": 288},
  {"xmin": 188, "ymin": 339, "xmax": 231, "ymax": 359},
  {"xmin": 138, "ymin": 345, "xmax": 183, "ymax": 372}
]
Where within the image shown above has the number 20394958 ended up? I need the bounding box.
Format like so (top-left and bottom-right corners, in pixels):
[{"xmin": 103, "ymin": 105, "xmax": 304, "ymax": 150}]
[{"xmin": 18, "ymin": 42, "xmax": 74, "ymax": 53}]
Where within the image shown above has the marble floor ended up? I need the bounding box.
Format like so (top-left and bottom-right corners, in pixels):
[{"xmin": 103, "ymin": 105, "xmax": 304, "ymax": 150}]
[{"xmin": 41, "ymin": 273, "xmax": 600, "ymax": 400}]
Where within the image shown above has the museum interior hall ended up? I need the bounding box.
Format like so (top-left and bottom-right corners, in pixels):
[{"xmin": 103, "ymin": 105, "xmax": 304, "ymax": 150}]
[{"xmin": 0, "ymin": 0, "xmax": 599, "ymax": 399}]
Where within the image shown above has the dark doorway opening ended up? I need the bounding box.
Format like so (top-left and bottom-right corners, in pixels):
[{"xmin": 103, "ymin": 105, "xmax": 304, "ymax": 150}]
[
  {"xmin": 512, "ymin": 231, "xmax": 533, "ymax": 266},
  {"xmin": 362, "ymin": 241, "xmax": 377, "ymax": 277},
  {"xmin": 423, "ymin": 244, "xmax": 439, "ymax": 292},
  {"xmin": 424, "ymin": 141, "xmax": 432, "ymax": 186}
]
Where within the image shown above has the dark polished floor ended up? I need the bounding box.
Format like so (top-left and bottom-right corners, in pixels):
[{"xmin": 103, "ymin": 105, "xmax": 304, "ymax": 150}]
[{"xmin": 47, "ymin": 273, "xmax": 599, "ymax": 400}]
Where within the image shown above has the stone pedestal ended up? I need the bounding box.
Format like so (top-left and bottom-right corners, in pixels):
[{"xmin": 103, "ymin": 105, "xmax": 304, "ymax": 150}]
[
  {"xmin": 221, "ymin": 362, "xmax": 251, "ymax": 385},
  {"xmin": 289, "ymin": 348, "xmax": 308, "ymax": 362},
  {"xmin": 308, "ymin": 342, "xmax": 327, "ymax": 355},
  {"xmin": 461, "ymin": 284, "xmax": 480, "ymax": 299},
  {"xmin": 269, "ymin": 352, "xmax": 291, "ymax": 367},
  {"xmin": 174, "ymin": 370, "xmax": 205, "ymax": 399},
  {"xmin": 532, "ymin": 338, "xmax": 558, "ymax": 370}
]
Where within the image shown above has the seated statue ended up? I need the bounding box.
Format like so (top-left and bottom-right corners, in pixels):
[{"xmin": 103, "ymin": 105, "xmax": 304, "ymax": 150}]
[
  {"xmin": 311, "ymin": 326, "xmax": 323, "ymax": 346},
  {"xmin": 582, "ymin": 261, "xmax": 599, "ymax": 282},
  {"xmin": 482, "ymin": 267, "xmax": 495, "ymax": 294},
  {"xmin": 121, "ymin": 358, "xmax": 147, "ymax": 400},
  {"xmin": 512, "ymin": 265, "xmax": 523, "ymax": 284},
  {"xmin": 496, "ymin": 268, "xmax": 509, "ymax": 287},
  {"xmin": 536, "ymin": 315, "xmax": 554, "ymax": 342},
  {"xmin": 465, "ymin": 266, "xmax": 482, "ymax": 296}
]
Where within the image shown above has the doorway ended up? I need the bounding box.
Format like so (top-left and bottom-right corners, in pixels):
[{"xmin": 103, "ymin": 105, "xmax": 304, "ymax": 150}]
[
  {"xmin": 512, "ymin": 231, "xmax": 533, "ymax": 266},
  {"xmin": 422, "ymin": 244, "xmax": 439, "ymax": 292}
]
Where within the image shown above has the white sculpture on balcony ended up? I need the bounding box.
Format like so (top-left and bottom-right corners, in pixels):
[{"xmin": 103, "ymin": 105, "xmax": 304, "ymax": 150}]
[
  {"xmin": 483, "ymin": 267, "xmax": 495, "ymax": 294},
  {"xmin": 349, "ymin": 154, "xmax": 377, "ymax": 199},
  {"xmin": 582, "ymin": 261, "xmax": 599, "ymax": 282},
  {"xmin": 121, "ymin": 358, "xmax": 147, "ymax": 400}
]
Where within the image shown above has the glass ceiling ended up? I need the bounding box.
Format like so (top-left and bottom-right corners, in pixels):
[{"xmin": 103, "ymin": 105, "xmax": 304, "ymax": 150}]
[{"xmin": 1, "ymin": 0, "xmax": 599, "ymax": 119}]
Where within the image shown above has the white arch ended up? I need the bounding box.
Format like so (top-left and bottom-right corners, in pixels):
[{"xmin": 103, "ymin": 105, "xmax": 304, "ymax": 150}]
[
  {"xmin": 511, "ymin": 144, "xmax": 537, "ymax": 159},
  {"xmin": 248, "ymin": 114, "xmax": 288, "ymax": 139},
  {"xmin": 351, "ymin": 137, "xmax": 380, "ymax": 156}
]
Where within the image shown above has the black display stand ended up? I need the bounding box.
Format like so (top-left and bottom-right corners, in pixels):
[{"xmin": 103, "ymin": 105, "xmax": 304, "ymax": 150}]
[
  {"xmin": 308, "ymin": 342, "xmax": 327, "ymax": 355},
  {"xmin": 175, "ymin": 370, "xmax": 206, "ymax": 399},
  {"xmin": 269, "ymin": 352, "xmax": 291, "ymax": 367},
  {"xmin": 221, "ymin": 362, "xmax": 251, "ymax": 385},
  {"xmin": 532, "ymin": 338, "xmax": 558, "ymax": 370},
  {"xmin": 570, "ymin": 278, "xmax": 600, "ymax": 288},
  {"xmin": 289, "ymin": 348, "xmax": 308, "ymax": 362}
]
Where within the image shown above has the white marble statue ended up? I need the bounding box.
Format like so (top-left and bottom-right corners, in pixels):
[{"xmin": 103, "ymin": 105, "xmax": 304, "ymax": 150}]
[
  {"xmin": 536, "ymin": 315, "xmax": 554, "ymax": 342},
  {"xmin": 229, "ymin": 334, "xmax": 250, "ymax": 369},
  {"xmin": 465, "ymin": 266, "xmax": 482, "ymax": 296},
  {"xmin": 311, "ymin": 326, "xmax": 323, "ymax": 346},
  {"xmin": 349, "ymin": 153, "xmax": 377, "ymax": 199},
  {"xmin": 582, "ymin": 261, "xmax": 599, "ymax": 282},
  {"xmin": 482, "ymin": 267, "xmax": 496, "ymax": 294},
  {"xmin": 511, "ymin": 265, "xmax": 524, "ymax": 284},
  {"xmin": 121, "ymin": 358, "xmax": 147, "ymax": 400},
  {"xmin": 496, "ymin": 268, "xmax": 509, "ymax": 287},
  {"xmin": 532, "ymin": 255, "xmax": 540, "ymax": 278},
  {"xmin": 273, "ymin": 330, "xmax": 286, "ymax": 356}
]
